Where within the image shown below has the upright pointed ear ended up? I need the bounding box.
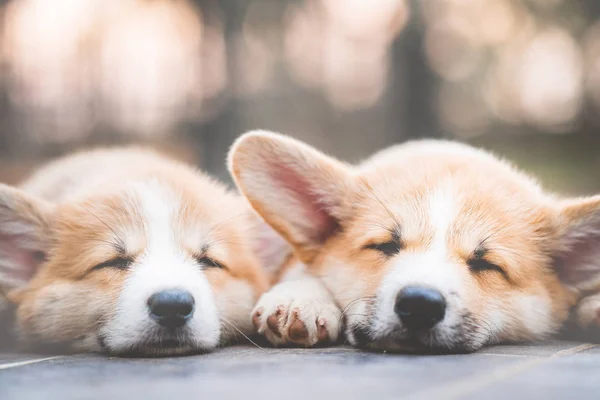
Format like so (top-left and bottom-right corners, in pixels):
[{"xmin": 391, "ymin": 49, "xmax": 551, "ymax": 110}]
[
  {"xmin": 553, "ymin": 195, "xmax": 600, "ymax": 291},
  {"xmin": 0, "ymin": 184, "xmax": 51, "ymax": 298},
  {"xmin": 229, "ymin": 130, "xmax": 356, "ymax": 262}
]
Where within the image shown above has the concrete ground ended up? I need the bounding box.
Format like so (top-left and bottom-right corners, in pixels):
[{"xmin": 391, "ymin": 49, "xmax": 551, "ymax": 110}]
[{"xmin": 1, "ymin": 340, "xmax": 599, "ymax": 400}]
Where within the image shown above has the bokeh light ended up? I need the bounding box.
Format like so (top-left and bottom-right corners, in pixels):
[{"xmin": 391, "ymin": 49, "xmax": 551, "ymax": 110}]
[{"xmin": 0, "ymin": 0, "xmax": 598, "ymax": 192}]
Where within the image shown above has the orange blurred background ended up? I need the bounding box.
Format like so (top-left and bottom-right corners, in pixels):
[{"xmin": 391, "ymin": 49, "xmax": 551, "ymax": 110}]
[{"xmin": 0, "ymin": 0, "xmax": 598, "ymax": 193}]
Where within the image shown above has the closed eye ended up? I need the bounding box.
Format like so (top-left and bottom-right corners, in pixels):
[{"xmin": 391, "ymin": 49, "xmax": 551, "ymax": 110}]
[
  {"xmin": 194, "ymin": 255, "xmax": 226, "ymax": 270},
  {"xmin": 364, "ymin": 235, "xmax": 402, "ymax": 257},
  {"xmin": 467, "ymin": 258, "xmax": 509, "ymax": 281},
  {"xmin": 91, "ymin": 256, "xmax": 133, "ymax": 272}
]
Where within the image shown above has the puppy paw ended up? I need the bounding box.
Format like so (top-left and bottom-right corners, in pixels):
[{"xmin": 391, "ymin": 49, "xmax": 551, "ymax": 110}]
[{"xmin": 251, "ymin": 279, "xmax": 341, "ymax": 347}]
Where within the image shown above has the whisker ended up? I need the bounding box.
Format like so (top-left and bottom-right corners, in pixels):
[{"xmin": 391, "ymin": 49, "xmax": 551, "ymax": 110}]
[
  {"xmin": 221, "ymin": 318, "xmax": 265, "ymax": 350},
  {"xmin": 338, "ymin": 296, "xmax": 377, "ymax": 325}
]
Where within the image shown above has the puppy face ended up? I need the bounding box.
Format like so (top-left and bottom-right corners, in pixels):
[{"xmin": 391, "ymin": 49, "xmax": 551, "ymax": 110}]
[
  {"xmin": 0, "ymin": 169, "xmax": 272, "ymax": 356},
  {"xmin": 230, "ymin": 131, "xmax": 600, "ymax": 353}
]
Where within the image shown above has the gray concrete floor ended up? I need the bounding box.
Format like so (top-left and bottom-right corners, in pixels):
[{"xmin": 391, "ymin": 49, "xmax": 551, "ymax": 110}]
[{"xmin": 1, "ymin": 341, "xmax": 599, "ymax": 400}]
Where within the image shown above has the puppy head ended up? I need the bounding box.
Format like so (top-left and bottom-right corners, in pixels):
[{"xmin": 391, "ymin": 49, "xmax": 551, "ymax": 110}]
[
  {"xmin": 0, "ymin": 170, "xmax": 277, "ymax": 356},
  {"xmin": 230, "ymin": 131, "xmax": 600, "ymax": 353}
]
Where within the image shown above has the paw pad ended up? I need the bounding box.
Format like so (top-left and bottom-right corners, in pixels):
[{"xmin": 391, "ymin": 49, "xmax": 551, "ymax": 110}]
[
  {"xmin": 266, "ymin": 313, "xmax": 282, "ymax": 337},
  {"xmin": 288, "ymin": 310, "xmax": 309, "ymax": 342}
]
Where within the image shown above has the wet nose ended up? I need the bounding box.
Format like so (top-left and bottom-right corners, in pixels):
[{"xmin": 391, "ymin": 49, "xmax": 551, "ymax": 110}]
[
  {"xmin": 147, "ymin": 289, "xmax": 195, "ymax": 328},
  {"xmin": 394, "ymin": 286, "xmax": 446, "ymax": 330}
]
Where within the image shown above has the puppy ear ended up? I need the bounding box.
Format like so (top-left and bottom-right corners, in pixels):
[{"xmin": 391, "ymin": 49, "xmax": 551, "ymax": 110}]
[
  {"xmin": 229, "ymin": 130, "xmax": 355, "ymax": 262},
  {"xmin": 0, "ymin": 184, "xmax": 51, "ymax": 296},
  {"xmin": 248, "ymin": 213, "xmax": 291, "ymax": 275},
  {"xmin": 553, "ymin": 195, "xmax": 600, "ymax": 291}
]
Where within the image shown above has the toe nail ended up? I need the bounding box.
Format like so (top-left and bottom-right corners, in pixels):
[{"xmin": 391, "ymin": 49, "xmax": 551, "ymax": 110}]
[
  {"xmin": 317, "ymin": 323, "xmax": 329, "ymax": 342},
  {"xmin": 252, "ymin": 313, "xmax": 261, "ymax": 330}
]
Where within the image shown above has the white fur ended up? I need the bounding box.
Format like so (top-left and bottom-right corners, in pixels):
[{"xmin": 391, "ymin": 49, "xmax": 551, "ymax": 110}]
[
  {"xmin": 480, "ymin": 299, "xmax": 507, "ymax": 343},
  {"xmin": 514, "ymin": 294, "xmax": 553, "ymax": 337},
  {"xmin": 215, "ymin": 279, "xmax": 256, "ymax": 340},
  {"xmin": 101, "ymin": 180, "xmax": 221, "ymax": 352},
  {"xmin": 428, "ymin": 186, "xmax": 456, "ymax": 255},
  {"xmin": 319, "ymin": 258, "xmax": 369, "ymax": 336}
]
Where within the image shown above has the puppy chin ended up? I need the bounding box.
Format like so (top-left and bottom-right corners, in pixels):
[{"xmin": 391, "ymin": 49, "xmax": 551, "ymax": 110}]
[
  {"xmin": 346, "ymin": 322, "xmax": 486, "ymax": 354},
  {"xmin": 97, "ymin": 326, "xmax": 221, "ymax": 357},
  {"xmin": 99, "ymin": 335, "xmax": 218, "ymax": 357},
  {"xmin": 108, "ymin": 345, "xmax": 205, "ymax": 358}
]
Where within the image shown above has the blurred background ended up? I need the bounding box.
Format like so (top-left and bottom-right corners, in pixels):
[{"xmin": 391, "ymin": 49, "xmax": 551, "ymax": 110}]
[{"xmin": 0, "ymin": 0, "xmax": 598, "ymax": 194}]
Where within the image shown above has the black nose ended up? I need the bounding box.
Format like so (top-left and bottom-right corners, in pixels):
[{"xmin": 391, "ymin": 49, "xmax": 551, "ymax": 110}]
[
  {"xmin": 147, "ymin": 289, "xmax": 195, "ymax": 328},
  {"xmin": 394, "ymin": 286, "xmax": 446, "ymax": 330}
]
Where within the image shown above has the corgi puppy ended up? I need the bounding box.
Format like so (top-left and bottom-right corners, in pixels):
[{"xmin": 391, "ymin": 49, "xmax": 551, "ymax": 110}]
[
  {"xmin": 0, "ymin": 147, "xmax": 283, "ymax": 356},
  {"xmin": 229, "ymin": 131, "xmax": 600, "ymax": 353}
]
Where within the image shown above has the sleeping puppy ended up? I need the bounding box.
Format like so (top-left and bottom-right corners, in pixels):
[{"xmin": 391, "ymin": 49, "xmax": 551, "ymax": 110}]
[
  {"xmin": 229, "ymin": 130, "xmax": 600, "ymax": 353},
  {"xmin": 0, "ymin": 147, "xmax": 284, "ymax": 356}
]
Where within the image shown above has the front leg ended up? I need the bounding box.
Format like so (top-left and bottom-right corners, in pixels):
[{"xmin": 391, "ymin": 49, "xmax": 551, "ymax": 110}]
[{"xmin": 252, "ymin": 263, "xmax": 341, "ymax": 347}]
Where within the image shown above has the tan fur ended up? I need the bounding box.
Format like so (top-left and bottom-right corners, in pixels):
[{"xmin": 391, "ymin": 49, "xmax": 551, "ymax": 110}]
[
  {"xmin": 1, "ymin": 147, "xmax": 270, "ymax": 354},
  {"xmin": 230, "ymin": 131, "xmax": 600, "ymax": 352}
]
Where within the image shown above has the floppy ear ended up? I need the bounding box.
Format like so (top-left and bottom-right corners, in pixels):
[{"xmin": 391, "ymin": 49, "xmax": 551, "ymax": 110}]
[
  {"xmin": 0, "ymin": 184, "xmax": 51, "ymax": 297},
  {"xmin": 229, "ymin": 130, "xmax": 356, "ymax": 262},
  {"xmin": 553, "ymin": 195, "xmax": 600, "ymax": 291}
]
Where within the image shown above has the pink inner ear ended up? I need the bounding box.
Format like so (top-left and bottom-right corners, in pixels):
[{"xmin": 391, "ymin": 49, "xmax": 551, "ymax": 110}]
[
  {"xmin": 0, "ymin": 233, "xmax": 40, "ymax": 285},
  {"xmin": 555, "ymin": 231, "xmax": 600, "ymax": 285},
  {"xmin": 269, "ymin": 162, "xmax": 339, "ymax": 244},
  {"xmin": 253, "ymin": 221, "xmax": 290, "ymax": 273}
]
